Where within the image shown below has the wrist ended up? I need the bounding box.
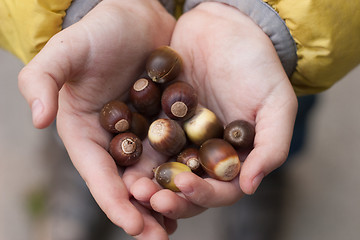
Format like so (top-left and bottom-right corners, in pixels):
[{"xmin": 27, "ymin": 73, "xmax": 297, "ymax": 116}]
[
  {"xmin": 63, "ymin": 0, "xmax": 175, "ymax": 29},
  {"xmin": 179, "ymin": 2, "xmax": 279, "ymax": 64},
  {"xmin": 184, "ymin": 0, "xmax": 297, "ymax": 78}
]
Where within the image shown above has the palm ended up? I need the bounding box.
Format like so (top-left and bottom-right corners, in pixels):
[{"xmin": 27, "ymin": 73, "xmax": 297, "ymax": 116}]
[
  {"xmin": 170, "ymin": 4, "xmax": 298, "ymax": 193},
  {"xmin": 172, "ymin": 16, "xmax": 289, "ymax": 124},
  {"xmin": 56, "ymin": 5, "xmax": 166, "ymax": 152},
  {"xmin": 56, "ymin": 5, "xmax": 173, "ymax": 114}
]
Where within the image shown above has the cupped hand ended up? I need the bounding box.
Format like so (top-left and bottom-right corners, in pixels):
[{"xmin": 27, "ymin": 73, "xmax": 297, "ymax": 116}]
[
  {"xmin": 127, "ymin": 2, "xmax": 298, "ymax": 221},
  {"xmin": 18, "ymin": 0, "xmax": 176, "ymax": 238}
]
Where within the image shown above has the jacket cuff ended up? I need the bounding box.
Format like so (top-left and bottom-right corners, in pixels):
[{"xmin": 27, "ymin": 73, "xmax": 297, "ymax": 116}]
[
  {"xmin": 63, "ymin": 0, "xmax": 177, "ymax": 29},
  {"xmin": 159, "ymin": 0, "xmax": 176, "ymax": 15},
  {"xmin": 62, "ymin": 0, "xmax": 102, "ymax": 29},
  {"xmin": 184, "ymin": 0, "xmax": 297, "ymax": 78}
]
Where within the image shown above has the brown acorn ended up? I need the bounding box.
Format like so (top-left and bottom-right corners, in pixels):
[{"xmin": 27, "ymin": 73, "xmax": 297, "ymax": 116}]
[
  {"xmin": 109, "ymin": 132, "xmax": 142, "ymax": 166},
  {"xmin": 99, "ymin": 100, "xmax": 132, "ymax": 133},
  {"xmin": 146, "ymin": 46, "xmax": 182, "ymax": 84},
  {"xmin": 183, "ymin": 107, "xmax": 224, "ymax": 145},
  {"xmin": 177, "ymin": 147, "xmax": 203, "ymax": 175},
  {"xmin": 129, "ymin": 112, "xmax": 149, "ymax": 140},
  {"xmin": 161, "ymin": 81, "xmax": 198, "ymax": 121},
  {"xmin": 224, "ymin": 120, "xmax": 255, "ymax": 149},
  {"xmin": 148, "ymin": 118, "xmax": 186, "ymax": 156},
  {"xmin": 130, "ymin": 78, "xmax": 162, "ymax": 117},
  {"xmin": 199, "ymin": 138, "xmax": 240, "ymax": 181},
  {"xmin": 153, "ymin": 162, "xmax": 191, "ymax": 192}
]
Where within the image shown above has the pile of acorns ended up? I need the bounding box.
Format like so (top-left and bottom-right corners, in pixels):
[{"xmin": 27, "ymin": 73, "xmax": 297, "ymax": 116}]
[{"xmin": 99, "ymin": 46, "xmax": 255, "ymax": 192}]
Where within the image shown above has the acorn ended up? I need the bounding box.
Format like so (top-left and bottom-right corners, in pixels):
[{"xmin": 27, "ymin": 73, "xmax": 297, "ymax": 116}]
[
  {"xmin": 148, "ymin": 118, "xmax": 186, "ymax": 156},
  {"xmin": 199, "ymin": 138, "xmax": 240, "ymax": 181},
  {"xmin": 99, "ymin": 100, "xmax": 132, "ymax": 133},
  {"xmin": 129, "ymin": 112, "xmax": 149, "ymax": 140},
  {"xmin": 153, "ymin": 162, "xmax": 191, "ymax": 192},
  {"xmin": 109, "ymin": 132, "xmax": 142, "ymax": 166},
  {"xmin": 177, "ymin": 147, "xmax": 203, "ymax": 175},
  {"xmin": 129, "ymin": 78, "xmax": 162, "ymax": 117},
  {"xmin": 183, "ymin": 107, "xmax": 224, "ymax": 145},
  {"xmin": 224, "ymin": 120, "xmax": 255, "ymax": 149},
  {"xmin": 146, "ymin": 46, "xmax": 182, "ymax": 84},
  {"xmin": 161, "ymin": 81, "xmax": 198, "ymax": 121}
]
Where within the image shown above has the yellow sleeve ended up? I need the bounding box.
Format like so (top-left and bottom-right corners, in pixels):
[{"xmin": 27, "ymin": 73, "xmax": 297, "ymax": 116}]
[
  {"xmin": 264, "ymin": 0, "xmax": 360, "ymax": 95},
  {"xmin": 0, "ymin": 0, "xmax": 72, "ymax": 64}
]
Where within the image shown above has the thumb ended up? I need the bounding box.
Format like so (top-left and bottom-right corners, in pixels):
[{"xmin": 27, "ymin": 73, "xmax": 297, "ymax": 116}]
[
  {"xmin": 18, "ymin": 30, "xmax": 85, "ymax": 129},
  {"xmin": 18, "ymin": 65, "xmax": 61, "ymax": 129},
  {"xmin": 239, "ymin": 87, "xmax": 298, "ymax": 194}
]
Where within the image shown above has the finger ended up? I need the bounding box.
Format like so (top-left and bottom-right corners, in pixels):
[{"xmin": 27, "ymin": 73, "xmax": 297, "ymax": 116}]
[
  {"xmin": 18, "ymin": 62, "xmax": 61, "ymax": 129},
  {"xmin": 131, "ymin": 176, "xmax": 208, "ymax": 219},
  {"xmin": 240, "ymin": 87, "xmax": 298, "ymax": 194},
  {"xmin": 164, "ymin": 217, "xmax": 178, "ymax": 235},
  {"xmin": 18, "ymin": 26, "xmax": 89, "ymax": 129},
  {"xmin": 150, "ymin": 188, "xmax": 207, "ymax": 219},
  {"xmin": 131, "ymin": 200, "xmax": 170, "ymax": 240},
  {"xmin": 130, "ymin": 177, "xmax": 162, "ymax": 207},
  {"xmin": 175, "ymin": 172, "xmax": 243, "ymax": 207},
  {"xmin": 149, "ymin": 209, "xmax": 178, "ymax": 235},
  {"xmin": 57, "ymin": 120, "xmax": 144, "ymax": 236},
  {"xmin": 18, "ymin": 32, "xmax": 77, "ymax": 128}
]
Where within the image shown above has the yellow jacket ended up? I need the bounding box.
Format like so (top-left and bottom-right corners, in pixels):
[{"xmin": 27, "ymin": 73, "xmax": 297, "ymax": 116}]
[
  {"xmin": 0, "ymin": 0, "xmax": 72, "ymax": 63},
  {"xmin": 264, "ymin": 0, "xmax": 360, "ymax": 95},
  {"xmin": 1, "ymin": 0, "xmax": 359, "ymax": 96}
]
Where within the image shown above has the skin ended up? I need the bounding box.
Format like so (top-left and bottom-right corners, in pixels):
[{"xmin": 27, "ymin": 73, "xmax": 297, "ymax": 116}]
[
  {"xmin": 18, "ymin": 1, "xmax": 298, "ymax": 239},
  {"xmin": 125, "ymin": 2, "xmax": 298, "ymax": 221}
]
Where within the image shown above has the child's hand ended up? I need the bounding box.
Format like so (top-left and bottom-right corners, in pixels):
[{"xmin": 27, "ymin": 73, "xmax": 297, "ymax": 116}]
[
  {"xmin": 126, "ymin": 2, "xmax": 298, "ymax": 221},
  {"xmin": 18, "ymin": 0, "xmax": 176, "ymax": 238}
]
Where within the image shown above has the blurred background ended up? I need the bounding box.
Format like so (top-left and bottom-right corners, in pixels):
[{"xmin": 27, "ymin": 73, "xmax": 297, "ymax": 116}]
[{"xmin": 1, "ymin": 48, "xmax": 360, "ymax": 240}]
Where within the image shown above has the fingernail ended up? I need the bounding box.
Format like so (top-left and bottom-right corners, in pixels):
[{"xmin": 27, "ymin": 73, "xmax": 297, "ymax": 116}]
[
  {"xmin": 252, "ymin": 172, "xmax": 264, "ymax": 194},
  {"xmin": 31, "ymin": 99, "xmax": 43, "ymax": 124}
]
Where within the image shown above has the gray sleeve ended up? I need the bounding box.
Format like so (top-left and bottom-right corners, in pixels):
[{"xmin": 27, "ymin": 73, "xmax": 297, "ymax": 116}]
[
  {"xmin": 62, "ymin": 0, "xmax": 176, "ymax": 29},
  {"xmin": 62, "ymin": 0, "xmax": 101, "ymax": 29},
  {"xmin": 184, "ymin": 0, "xmax": 297, "ymax": 77},
  {"xmin": 159, "ymin": 0, "xmax": 176, "ymax": 15}
]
